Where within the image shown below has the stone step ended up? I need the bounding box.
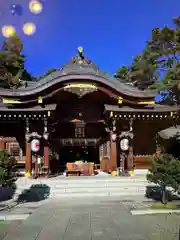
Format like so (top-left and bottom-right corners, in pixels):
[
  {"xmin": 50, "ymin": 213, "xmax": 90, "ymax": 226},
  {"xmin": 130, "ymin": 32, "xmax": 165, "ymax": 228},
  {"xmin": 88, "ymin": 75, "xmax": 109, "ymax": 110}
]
[
  {"xmin": 16, "ymin": 175, "xmax": 147, "ymax": 181},
  {"xmin": 16, "ymin": 178, "xmax": 148, "ymax": 186},
  {"xmin": 13, "ymin": 176, "xmax": 150, "ymax": 199},
  {"xmin": 16, "ymin": 182, "xmax": 148, "ymax": 189},
  {"xmin": 14, "ymin": 186, "xmax": 146, "ymax": 194},
  {"xmin": 48, "ymin": 191, "xmax": 145, "ymax": 198}
]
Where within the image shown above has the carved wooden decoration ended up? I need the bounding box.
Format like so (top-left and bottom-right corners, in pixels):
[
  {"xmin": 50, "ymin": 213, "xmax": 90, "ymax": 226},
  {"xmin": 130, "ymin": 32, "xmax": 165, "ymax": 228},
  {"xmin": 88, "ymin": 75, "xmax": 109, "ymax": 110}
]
[{"xmin": 64, "ymin": 83, "xmax": 98, "ymax": 97}]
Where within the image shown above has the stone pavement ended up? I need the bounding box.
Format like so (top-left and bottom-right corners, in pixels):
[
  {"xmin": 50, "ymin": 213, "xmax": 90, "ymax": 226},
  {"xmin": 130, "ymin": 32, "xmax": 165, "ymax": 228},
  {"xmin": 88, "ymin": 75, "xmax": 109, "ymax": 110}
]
[{"xmin": 0, "ymin": 197, "xmax": 180, "ymax": 240}]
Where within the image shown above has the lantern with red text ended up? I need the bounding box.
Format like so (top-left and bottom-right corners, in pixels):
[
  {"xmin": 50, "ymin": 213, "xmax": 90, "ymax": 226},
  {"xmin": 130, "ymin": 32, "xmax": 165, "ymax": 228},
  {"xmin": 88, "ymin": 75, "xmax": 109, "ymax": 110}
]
[{"xmin": 31, "ymin": 139, "xmax": 40, "ymax": 153}]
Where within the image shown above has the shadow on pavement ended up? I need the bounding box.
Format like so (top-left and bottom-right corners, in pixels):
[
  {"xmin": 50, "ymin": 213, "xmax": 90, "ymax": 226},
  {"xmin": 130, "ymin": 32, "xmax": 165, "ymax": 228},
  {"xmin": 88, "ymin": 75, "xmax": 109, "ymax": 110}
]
[
  {"xmin": 145, "ymin": 186, "xmax": 180, "ymax": 201},
  {"xmin": 16, "ymin": 184, "xmax": 50, "ymax": 203},
  {"xmin": 0, "ymin": 184, "xmax": 16, "ymax": 202}
]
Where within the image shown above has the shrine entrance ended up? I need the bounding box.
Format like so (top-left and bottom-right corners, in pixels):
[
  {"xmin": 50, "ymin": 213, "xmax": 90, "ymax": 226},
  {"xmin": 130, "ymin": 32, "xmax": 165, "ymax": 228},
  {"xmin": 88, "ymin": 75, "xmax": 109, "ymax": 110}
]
[
  {"xmin": 48, "ymin": 85, "xmax": 112, "ymax": 174},
  {"xmin": 57, "ymin": 145, "xmax": 99, "ymax": 172},
  {"xmin": 59, "ymin": 146, "xmax": 99, "ymax": 164},
  {"xmin": 50, "ymin": 121, "xmax": 108, "ymax": 174}
]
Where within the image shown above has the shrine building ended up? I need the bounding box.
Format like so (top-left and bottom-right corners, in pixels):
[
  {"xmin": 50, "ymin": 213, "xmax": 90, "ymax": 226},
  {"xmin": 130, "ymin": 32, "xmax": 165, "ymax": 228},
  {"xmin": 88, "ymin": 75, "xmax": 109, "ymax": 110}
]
[{"xmin": 0, "ymin": 48, "xmax": 179, "ymax": 176}]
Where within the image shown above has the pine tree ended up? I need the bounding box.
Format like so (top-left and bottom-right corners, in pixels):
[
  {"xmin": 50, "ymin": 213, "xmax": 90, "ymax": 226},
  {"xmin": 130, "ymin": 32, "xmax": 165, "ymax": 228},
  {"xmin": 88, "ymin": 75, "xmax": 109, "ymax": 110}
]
[
  {"xmin": 0, "ymin": 34, "xmax": 36, "ymax": 88},
  {"xmin": 115, "ymin": 16, "xmax": 180, "ymax": 95},
  {"xmin": 0, "ymin": 149, "xmax": 15, "ymax": 186},
  {"xmin": 147, "ymin": 153, "xmax": 180, "ymax": 204}
]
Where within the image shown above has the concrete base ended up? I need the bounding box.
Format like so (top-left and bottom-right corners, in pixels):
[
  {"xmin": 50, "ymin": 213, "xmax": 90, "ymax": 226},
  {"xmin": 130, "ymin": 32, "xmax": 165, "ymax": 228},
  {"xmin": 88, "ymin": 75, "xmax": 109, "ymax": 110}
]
[
  {"xmin": 134, "ymin": 169, "xmax": 149, "ymax": 175},
  {"xmin": 0, "ymin": 214, "xmax": 30, "ymax": 220}
]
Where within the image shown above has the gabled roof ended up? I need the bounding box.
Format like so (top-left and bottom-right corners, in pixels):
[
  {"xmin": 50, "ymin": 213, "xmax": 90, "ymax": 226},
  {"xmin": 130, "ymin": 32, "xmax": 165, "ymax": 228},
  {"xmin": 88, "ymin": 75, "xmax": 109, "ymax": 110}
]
[
  {"xmin": 158, "ymin": 126, "xmax": 180, "ymax": 139},
  {"xmin": 0, "ymin": 50, "xmax": 157, "ymax": 99}
]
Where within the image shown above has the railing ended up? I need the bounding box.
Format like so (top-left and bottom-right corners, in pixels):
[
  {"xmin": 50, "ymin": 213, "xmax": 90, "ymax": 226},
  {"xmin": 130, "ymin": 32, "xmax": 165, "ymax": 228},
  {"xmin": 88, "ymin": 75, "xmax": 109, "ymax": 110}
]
[
  {"xmin": 6, "ymin": 141, "xmax": 23, "ymax": 159},
  {"xmin": 134, "ymin": 155, "xmax": 151, "ymax": 169}
]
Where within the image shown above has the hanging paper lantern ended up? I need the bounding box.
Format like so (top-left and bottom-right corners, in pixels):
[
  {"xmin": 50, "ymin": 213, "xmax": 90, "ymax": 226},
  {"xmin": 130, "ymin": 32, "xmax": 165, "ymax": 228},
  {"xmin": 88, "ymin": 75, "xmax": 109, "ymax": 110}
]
[
  {"xmin": 23, "ymin": 22, "xmax": 36, "ymax": 35},
  {"xmin": 10, "ymin": 4, "xmax": 23, "ymax": 16},
  {"xmin": 2, "ymin": 25, "xmax": 16, "ymax": 38},
  {"xmin": 29, "ymin": 0, "xmax": 43, "ymax": 14}
]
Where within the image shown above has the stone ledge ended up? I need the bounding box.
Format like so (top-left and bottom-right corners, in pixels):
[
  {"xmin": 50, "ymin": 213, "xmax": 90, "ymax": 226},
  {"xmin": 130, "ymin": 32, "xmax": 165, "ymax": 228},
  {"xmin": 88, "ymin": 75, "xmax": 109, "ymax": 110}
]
[
  {"xmin": 131, "ymin": 209, "xmax": 180, "ymax": 215},
  {"xmin": 0, "ymin": 214, "xmax": 30, "ymax": 220}
]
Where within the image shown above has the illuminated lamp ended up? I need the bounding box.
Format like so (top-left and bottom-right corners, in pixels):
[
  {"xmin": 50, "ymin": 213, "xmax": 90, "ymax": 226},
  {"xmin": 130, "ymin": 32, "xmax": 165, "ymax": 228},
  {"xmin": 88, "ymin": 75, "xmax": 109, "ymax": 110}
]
[
  {"xmin": 29, "ymin": 0, "xmax": 43, "ymax": 14},
  {"xmin": 111, "ymin": 133, "xmax": 117, "ymax": 142},
  {"xmin": 23, "ymin": 22, "xmax": 36, "ymax": 35},
  {"xmin": 78, "ymin": 46, "xmax": 83, "ymax": 53},
  {"xmin": 2, "ymin": 25, "xmax": 16, "ymax": 38},
  {"xmin": 43, "ymin": 132, "xmax": 49, "ymax": 140}
]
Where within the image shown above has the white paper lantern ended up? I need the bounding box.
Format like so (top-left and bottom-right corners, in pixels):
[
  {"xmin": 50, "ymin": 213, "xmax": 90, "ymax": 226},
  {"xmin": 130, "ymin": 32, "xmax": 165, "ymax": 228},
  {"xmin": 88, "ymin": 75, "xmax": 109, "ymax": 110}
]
[
  {"xmin": 120, "ymin": 138, "xmax": 129, "ymax": 151},
  {"xmin": 31, "ymin": 139, "xmax": 40, "ymax": 152}
]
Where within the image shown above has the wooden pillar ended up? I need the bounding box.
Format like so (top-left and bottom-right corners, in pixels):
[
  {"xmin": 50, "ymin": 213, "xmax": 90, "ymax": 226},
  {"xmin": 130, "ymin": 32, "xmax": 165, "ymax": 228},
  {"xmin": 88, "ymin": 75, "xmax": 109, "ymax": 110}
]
[
  {"xmin": 127, "ymin": 118, "xmax": 134, "ymax": 170},
  {"xmin": 43, "ymin": 118, "xmax": 49, "ymax": 174},
  {"xmin": 44, "ymin": 140, "xmax": 49, "ymax": 171},
  {"xmin": 25, "ymin": 119, "xmax": 31, "ymax": 176},
  {"xmin": 25, "ymin": 140, "xmax": 31, "ymax": 176},
  {"xmin": 0, "ymin": 137, "xmax": 5, "ymax": 149},
  {"xmin": 110, "ymin": 132, "xmax": 117, "ymax": 171},
  {"xmin": 127, "ymin": 146, "xmax": 134, "ymax": 170}
]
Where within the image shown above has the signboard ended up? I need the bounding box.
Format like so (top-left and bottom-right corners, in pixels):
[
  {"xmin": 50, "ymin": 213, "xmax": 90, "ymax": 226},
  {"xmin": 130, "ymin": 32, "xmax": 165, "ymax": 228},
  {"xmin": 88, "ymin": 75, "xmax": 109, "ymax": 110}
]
[
  {"xmin": 31, "ymin": 139, "xmax": 40, "ymax": 152},
  {"xmin": 120, "ymin": 138, "xmax": 129, "ymax": 151}
]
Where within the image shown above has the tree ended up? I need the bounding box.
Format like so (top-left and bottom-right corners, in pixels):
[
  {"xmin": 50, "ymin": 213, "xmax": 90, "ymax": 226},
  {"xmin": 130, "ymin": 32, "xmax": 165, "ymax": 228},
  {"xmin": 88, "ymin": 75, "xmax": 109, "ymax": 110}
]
[
  {"xmin": 114, "ymin": 65, "xmax": 130, "ymax": 83},
  {"xmin": 115, "ymin": 54, "xmax": 158, "ymax": 89},
  {"xmin": 147, "ymin": 153, "xmax": 180, "ymax": 204},
  {"xmin": 147, "ymin": 17, "xmax": 180, "ymax": 93},
  {"xmin": 1, "ymin": 34, "xmax": 24, "ymax": 72},
  {"xmin": 38, "ymin": 68, "xmax": 58, "ymax": 80},
  {"xmin": 129, "ymin": 54, "xmax": 158, "ymax": 89},
  {"xmin": 0, "ymin": 149, "xmax": 16, "ymax": 186},
  {"xmin": 115, "ymin": 16, "xmax": 180, "ymax": 94},
  {"xmin": 0, "ymin": 34, "xmax": 36, "ymax": 88}
]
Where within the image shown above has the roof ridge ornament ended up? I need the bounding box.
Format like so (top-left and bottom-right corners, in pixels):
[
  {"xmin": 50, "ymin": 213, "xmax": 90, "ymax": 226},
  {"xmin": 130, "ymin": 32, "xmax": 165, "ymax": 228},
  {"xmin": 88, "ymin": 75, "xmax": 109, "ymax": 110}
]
[{"xmin": 61, "ymin": 47, "xmax": 99, "ymax": 71}]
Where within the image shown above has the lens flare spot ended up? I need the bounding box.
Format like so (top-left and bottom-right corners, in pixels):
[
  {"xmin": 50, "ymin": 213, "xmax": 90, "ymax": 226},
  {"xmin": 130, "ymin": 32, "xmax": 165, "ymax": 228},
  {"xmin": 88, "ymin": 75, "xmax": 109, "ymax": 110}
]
[
  {"xmin": 29, "ymin": 0, "xmax": 43, "ymax": 14},
  {"xmin": 2, "ymin": 25, "xmax": 16, "ymax": 38},
  {"xmin": 10, "ymin": 4, "xmax": 23, "ymax": 16},
  {"xmin": 23, "ymin": 22, "xmax": 36, "ymax": 35}
]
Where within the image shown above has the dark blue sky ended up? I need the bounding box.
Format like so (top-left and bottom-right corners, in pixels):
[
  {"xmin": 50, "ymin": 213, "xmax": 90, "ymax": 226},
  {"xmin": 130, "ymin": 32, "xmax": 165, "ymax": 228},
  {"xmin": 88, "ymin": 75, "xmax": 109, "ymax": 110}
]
[{"xmin": 0, "ymin": 0, "xmax": 179, "ymax": 77}]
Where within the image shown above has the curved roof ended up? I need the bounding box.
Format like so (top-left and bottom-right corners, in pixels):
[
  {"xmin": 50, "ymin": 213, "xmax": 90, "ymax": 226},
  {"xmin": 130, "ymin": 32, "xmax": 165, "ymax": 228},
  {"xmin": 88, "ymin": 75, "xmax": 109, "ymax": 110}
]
[{"xmin": 0, "ymin": 50, "xmax": 157, "ymax": 98}]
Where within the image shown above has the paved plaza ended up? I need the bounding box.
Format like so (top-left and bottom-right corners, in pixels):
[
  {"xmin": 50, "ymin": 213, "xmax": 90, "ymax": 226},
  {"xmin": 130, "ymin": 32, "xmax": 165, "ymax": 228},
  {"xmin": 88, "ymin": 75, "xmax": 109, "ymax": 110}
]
[{"xmin": 0, "ymin": 197, "xmax": 179, "ymax": 240}]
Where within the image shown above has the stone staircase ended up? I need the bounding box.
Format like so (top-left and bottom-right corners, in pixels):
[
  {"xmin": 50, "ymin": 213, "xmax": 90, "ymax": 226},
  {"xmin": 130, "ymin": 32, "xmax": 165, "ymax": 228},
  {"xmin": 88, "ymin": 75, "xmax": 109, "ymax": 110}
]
[{"xmin": 13, "ymin": 176, "xmax": 150, "ymax": 200}]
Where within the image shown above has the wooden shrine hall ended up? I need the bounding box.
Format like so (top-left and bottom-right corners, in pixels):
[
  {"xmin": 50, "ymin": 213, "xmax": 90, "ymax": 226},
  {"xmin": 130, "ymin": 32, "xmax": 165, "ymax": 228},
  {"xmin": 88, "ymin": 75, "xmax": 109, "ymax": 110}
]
[{"xmin": 0, "ymin": 48, "xmax": 179, "ymax": 176}]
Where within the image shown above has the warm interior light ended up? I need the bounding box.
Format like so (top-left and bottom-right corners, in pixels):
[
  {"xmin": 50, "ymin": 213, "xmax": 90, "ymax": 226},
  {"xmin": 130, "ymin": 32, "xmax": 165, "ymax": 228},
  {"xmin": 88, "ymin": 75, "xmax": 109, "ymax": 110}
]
[
  {"xmin": 2, "ymin": 25, "xmax": 16, "ymax": 38},
  {"xmin": 23, "ymin": 22, "xmax": 36, "ymax": 35},
  {"xmin": 29, "ymin": 0, "xmax": 43, "ymax": 14}
]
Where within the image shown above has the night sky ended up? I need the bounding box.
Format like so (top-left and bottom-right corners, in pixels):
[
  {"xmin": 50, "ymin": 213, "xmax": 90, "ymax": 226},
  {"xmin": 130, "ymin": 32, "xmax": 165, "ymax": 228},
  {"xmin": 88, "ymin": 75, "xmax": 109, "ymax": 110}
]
[{"xmin": 0, "ymin": 0, "xmax": 179, "ymax": 77}]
